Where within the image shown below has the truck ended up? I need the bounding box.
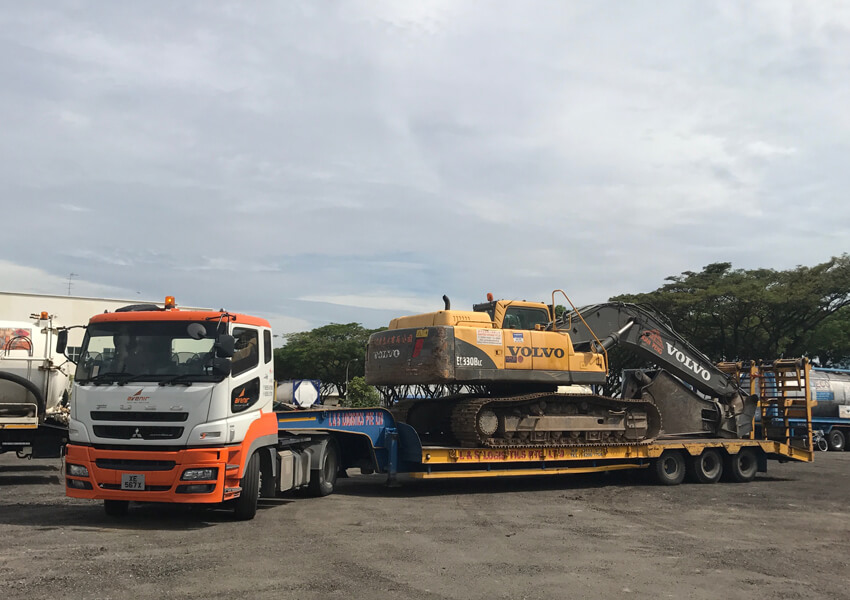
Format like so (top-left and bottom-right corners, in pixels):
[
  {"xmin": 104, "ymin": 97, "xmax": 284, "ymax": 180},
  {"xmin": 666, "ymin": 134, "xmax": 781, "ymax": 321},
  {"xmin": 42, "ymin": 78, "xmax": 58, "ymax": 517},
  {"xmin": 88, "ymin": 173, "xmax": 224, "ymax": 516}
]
[
  {"xmin": 0, "ymin": 312, "xmax": 70, "ymax": 459},
  {"xmin": 62, "ymin": 294, "xmax": 813, "ymax": 520}
]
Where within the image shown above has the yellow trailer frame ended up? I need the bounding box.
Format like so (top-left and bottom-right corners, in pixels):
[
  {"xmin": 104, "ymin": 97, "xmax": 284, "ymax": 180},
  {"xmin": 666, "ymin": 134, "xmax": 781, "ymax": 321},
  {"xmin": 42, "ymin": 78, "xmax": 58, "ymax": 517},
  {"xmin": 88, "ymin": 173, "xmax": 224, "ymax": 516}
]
[{"xmin": 411, "ymin": 438, "xmax": 811, "ymax": 479}]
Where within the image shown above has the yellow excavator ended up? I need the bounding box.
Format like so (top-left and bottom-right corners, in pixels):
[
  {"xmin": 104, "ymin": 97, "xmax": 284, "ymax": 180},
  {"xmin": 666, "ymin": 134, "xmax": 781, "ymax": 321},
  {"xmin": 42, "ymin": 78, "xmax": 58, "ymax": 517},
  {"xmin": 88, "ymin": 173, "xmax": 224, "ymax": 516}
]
[{"xmin": 365, "ymin": 291, "xmax": 756, "ymax": 448}]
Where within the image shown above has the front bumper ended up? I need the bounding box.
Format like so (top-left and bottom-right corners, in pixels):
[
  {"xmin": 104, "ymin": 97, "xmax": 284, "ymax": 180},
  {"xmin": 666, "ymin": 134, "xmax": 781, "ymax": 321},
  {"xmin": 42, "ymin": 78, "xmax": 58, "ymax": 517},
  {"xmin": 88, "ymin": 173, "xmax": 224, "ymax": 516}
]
[{"xmin": 64, "ymin": 444, "xmax": 244, "ymax": 504}]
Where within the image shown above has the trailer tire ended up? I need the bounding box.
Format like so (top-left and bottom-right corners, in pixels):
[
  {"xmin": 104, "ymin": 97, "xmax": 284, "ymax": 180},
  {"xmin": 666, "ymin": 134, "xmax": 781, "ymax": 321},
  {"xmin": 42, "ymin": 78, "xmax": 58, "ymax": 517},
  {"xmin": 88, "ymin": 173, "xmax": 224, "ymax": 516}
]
[
  {"xmin": 827, "ymin": 429, "xmax": 845, "ymax": 452},
  {"xmin": 232, "ymin": 452, "xmax": 260, "ymax": 521},
  {"xmin": 653, "ymin": 451, "xmax": 685, "ymax": 486},
  {"xmin": 104, "ymin": 499, "xmax": 129, "ymax": 517},
  {"xmin": 724, "ymin": 448, "xmax": 758, "ymax": 483},
  {"xmin": 687, "ymin": 449, "xmax": 723, "ymax": 484},
  {"xmin": 306, "ymin": 441, "xmax": 339, "ymax": 497}
]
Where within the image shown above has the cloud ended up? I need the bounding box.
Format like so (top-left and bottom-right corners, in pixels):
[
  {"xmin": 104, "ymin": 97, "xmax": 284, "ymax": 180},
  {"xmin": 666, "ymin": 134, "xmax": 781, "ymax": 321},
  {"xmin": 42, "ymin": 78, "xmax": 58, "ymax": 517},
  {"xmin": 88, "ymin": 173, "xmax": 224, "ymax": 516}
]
[
  {"xmin": 0, "ymin": 1, "xmax": 848, "ymax": 333},
  {"xmin": 297, "ymin": 294, "xmax": 441, "ymax": 314}
]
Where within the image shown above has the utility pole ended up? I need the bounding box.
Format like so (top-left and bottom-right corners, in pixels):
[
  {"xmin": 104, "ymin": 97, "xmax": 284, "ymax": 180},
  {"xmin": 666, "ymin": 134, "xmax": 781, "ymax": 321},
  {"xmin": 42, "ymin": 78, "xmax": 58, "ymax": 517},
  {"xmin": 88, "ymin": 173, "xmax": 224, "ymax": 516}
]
[
  {"xmin": 345, "ymin": 358, "xmax": 360, "ymax": 403},
  {"xmin": 67, "ymin": 273, "xmax": 79, "ymax": 296}
]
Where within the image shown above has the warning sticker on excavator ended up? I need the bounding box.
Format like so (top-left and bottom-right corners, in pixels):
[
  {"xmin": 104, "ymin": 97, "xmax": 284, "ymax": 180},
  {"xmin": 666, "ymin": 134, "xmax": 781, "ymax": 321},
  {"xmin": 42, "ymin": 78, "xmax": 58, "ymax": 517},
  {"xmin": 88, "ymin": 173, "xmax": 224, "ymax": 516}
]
[
  {"xmin": 640, "ymin": 329, "xmax": 664, "ymax": 355},
  {"xmin": 477, "ymin": 329, "xmax": 502, "ymax": 345}
]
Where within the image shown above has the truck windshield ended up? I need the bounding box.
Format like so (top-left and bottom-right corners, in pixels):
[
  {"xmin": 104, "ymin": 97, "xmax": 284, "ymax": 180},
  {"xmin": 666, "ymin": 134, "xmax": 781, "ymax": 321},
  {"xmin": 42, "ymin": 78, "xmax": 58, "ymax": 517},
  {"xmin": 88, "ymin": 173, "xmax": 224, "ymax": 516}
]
[{"xmin": 75, "ymin": 321, "xmax": 223, "ymax": 385}]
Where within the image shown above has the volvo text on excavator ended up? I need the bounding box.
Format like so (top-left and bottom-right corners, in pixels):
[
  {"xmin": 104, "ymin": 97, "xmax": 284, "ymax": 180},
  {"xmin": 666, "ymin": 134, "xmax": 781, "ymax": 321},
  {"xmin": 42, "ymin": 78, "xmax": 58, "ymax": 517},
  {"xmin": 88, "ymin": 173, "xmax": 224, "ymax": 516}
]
[{"xmin": 365, "ymin": 291, "xmax": 757, "ymax": 449}]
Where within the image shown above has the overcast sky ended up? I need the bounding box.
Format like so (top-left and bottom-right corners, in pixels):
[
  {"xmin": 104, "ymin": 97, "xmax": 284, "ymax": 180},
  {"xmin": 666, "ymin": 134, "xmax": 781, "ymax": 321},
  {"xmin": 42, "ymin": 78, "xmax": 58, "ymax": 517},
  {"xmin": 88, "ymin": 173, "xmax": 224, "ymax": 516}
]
[{"xmin": 1, "ymin": 1, "xmax": 848, "ymax": 335}]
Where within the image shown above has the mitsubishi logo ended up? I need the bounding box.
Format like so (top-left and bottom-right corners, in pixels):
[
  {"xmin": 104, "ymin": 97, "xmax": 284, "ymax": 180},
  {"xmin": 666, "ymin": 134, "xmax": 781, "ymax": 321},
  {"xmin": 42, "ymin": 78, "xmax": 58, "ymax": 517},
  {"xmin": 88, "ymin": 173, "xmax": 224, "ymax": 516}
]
[{"xmin": 131, "ymin": 428, "xmax": 143, "ymax": 439}]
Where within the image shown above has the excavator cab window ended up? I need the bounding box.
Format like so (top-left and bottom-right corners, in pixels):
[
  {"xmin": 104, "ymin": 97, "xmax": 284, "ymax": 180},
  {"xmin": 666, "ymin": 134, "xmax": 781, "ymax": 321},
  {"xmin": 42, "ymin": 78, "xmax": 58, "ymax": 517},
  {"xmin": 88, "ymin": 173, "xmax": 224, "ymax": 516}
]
[{"xmin": 503, "ymin": 307, "xmax": 550, "ymax": 330}]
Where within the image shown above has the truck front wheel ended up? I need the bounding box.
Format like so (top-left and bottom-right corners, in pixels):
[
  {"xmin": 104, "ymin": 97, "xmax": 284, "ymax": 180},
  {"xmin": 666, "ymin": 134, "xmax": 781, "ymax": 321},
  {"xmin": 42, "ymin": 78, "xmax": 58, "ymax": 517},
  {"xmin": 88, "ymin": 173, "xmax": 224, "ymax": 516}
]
[
  {"xmin": 232, "ymin": 452, "xmax": 260, "ymax": 520},
  {"xmin": 306, "ymin": 441, "xmax": 339, "ymax": 497},
  {"xmin": 827, "ymin": 429, "xmax": 845, "ymax": 452}
]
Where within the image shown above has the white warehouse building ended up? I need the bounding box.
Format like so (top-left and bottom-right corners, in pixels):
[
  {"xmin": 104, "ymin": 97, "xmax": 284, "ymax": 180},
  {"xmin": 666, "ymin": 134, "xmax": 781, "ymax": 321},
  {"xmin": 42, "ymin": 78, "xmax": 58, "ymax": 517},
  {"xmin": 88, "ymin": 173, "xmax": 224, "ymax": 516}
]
[{"xmin": 0, "ymin": 291, "xmax": 208, "ymax": 359}]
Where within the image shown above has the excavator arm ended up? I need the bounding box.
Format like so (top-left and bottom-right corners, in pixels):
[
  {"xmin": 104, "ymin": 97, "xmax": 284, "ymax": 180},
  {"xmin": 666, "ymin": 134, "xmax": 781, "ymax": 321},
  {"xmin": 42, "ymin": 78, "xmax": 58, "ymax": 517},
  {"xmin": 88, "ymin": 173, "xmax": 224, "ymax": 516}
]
[{"xmin": 559, "ymin": 303, "xmax": 757, "ymax": 438}]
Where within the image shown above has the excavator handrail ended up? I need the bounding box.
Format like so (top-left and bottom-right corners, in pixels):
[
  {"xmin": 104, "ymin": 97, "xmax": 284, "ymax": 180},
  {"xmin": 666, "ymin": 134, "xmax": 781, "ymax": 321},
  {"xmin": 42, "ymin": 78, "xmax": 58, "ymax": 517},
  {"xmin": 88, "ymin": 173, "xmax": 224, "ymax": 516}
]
[{"xmin": 551, "ymin": 289, "xmax": 608, "ymax": 371}]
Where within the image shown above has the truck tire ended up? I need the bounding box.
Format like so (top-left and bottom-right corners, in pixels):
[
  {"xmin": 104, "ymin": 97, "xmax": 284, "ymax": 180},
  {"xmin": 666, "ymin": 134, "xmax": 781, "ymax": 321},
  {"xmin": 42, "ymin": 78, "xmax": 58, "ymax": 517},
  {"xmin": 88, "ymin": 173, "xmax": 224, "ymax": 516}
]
[
  {"xmin": 653, "ymin": 450, "xmax": 685, "ymax": 486},
  {"xmin": 232, "ymin": 452, "xmax": 260, "ymax": 521},
  {"xmin": 688, "ymin": 449, "xmax": 723, "ymax": 484},
  {"xmin": 723, "ymin": 448, "xmax": 758, "ymax": 483},
  {"xmin": 259, "ymin": 451, "xmax": 277, "ymax": 498},
  {"xmin": 827, "ymin": 429, "xmax": 845, "ymax": 452},
  {"xmin": 104, "ymin": 499, "xmax": 129, "ymax": 517},
  {"xmin": 306, "ymin": 441, "xmax": 339, "ymax": 497}
]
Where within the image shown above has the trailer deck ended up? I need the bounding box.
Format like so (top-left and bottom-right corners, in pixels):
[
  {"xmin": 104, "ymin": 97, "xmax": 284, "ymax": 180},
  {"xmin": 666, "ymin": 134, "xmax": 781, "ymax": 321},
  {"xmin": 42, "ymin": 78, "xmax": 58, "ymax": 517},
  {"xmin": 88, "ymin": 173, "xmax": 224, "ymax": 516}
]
[{"xmin": 277, "ymin": 359, "xmax": 814, "ymax": 484}]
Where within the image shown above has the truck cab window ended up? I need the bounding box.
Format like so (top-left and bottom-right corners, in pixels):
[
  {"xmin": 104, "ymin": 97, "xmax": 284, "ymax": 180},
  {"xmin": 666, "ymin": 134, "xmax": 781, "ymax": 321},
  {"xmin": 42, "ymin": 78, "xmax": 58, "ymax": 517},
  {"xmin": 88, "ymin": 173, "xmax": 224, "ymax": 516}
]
[
  {"xmin": 231, "ymin": 327, "xmax": 259, "ymax": 376},
  {"xmin": 263, "ymin": 330, "xmax": 272, "ymax": 364}
]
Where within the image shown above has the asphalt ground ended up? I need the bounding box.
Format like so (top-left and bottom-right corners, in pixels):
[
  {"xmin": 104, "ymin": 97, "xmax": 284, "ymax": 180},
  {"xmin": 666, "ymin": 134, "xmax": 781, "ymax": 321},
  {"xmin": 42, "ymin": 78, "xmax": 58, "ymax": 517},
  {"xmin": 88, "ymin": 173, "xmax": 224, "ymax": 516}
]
[{"xmin": 1, "ymin": 451, "xmax": 848, "ymax": 600}]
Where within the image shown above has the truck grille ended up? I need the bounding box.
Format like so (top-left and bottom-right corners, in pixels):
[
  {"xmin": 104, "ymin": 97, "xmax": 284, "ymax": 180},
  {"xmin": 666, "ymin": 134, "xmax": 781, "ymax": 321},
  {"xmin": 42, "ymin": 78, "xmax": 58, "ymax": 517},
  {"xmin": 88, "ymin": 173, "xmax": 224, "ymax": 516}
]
[
  {"xmin": 95, "ymin": 459, "xmax": 176, "ymax": 471},
  {"xmin": 92, "ymin": 425, "xmax": 184, "ymax": 440},
  {"xmin": 90, "ymin": 412, "xmax": 189, "ymax": 422}
]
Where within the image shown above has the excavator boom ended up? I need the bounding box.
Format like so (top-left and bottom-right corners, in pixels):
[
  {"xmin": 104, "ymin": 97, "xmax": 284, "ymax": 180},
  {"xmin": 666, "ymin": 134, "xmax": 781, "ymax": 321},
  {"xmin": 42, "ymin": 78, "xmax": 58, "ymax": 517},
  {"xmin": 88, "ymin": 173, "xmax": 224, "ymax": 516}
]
[{"xmin": 560, "ymin": 302, "xmax": 757, "ymax": 437}]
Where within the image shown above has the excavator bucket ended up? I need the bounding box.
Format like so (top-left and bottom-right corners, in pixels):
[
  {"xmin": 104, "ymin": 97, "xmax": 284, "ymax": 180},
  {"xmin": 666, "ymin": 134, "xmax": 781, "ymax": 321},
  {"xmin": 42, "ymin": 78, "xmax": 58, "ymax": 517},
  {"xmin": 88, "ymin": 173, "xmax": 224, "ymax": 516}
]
[{"xmin": 623, "ymin": 369, "xmax": 754, "ymax": 438}]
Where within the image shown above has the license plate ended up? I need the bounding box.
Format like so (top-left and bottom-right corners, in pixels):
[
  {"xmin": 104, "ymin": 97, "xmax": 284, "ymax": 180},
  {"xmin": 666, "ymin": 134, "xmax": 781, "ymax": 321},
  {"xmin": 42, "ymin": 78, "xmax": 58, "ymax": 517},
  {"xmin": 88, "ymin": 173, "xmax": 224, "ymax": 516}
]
[{"xmin": 121, "ymin": 473, "xmax": 145, "ymax": 490}]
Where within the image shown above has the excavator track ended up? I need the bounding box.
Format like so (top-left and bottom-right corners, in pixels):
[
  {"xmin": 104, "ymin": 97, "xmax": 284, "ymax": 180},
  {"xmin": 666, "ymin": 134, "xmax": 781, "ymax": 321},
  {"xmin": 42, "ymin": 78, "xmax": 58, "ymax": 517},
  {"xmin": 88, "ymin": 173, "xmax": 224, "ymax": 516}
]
[
  {"xmin": 392, "ymin": 393, "xmax": 662, "ymax": 448},
  {"xmin": 451, "ymin": 393, "xmax": 662, "ymax": 448}
]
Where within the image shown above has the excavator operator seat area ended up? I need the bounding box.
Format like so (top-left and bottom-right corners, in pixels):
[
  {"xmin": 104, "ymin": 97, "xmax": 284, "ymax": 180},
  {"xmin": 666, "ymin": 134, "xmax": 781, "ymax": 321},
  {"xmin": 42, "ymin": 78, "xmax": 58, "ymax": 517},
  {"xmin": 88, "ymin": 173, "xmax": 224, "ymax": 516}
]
[{"xmin": 502, "ymin": 307, "xmax": 550, "ymax": 330}]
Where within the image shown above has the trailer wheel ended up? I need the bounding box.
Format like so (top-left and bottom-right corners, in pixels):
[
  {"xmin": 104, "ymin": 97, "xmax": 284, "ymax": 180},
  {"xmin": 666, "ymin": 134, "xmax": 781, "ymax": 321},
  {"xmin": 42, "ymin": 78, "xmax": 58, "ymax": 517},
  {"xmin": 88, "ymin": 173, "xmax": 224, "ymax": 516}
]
[
  {"xmin": 653, "ymin": 450, "xmax": 685, "ymax": 485},
  {"xmin": 724, "ymin": 448, "xmax": 758, "ymax": 483},
  {"xmin": 104, "ymin": 499, "xmax": 129, "ymax": 517},
  {"xmin": 827, "ymin": 429, "xmax": 845, "ymax": 452},
  {"xmin": 688, "ymin": 449, "xmax": 723, "ymax": 484},
  {"xmin": 306, "ymin": 441, "xmax": 339, "ymax": 497},
  {"xmin": 232, "ymin": 452, "xmax": 260, "ymax": 521}
]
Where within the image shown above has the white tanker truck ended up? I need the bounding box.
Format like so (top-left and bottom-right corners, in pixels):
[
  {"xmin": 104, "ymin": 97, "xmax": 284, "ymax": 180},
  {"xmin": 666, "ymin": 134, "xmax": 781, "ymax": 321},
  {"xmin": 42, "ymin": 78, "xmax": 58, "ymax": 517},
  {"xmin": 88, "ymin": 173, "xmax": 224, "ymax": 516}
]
[
  {"xmin": 0, "ymin": 312, "xmax": 70, "ymax": 458},
  {"xmin": 808, "ymin": 367, "xmax": 850, "ymax": 451}
]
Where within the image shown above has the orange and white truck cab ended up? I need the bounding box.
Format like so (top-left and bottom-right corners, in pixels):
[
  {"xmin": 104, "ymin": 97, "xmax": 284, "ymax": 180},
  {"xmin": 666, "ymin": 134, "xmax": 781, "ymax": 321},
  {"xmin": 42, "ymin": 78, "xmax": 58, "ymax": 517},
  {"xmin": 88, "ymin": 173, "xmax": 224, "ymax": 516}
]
[{"xmin": 62, "ymin": 298, "xmax": 336, "ymax": 519}]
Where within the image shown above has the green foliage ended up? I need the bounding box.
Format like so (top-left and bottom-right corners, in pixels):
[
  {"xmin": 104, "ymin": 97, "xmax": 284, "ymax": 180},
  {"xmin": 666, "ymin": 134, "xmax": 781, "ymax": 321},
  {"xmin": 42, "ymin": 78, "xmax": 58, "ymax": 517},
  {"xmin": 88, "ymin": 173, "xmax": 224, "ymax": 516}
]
[
  {"xmin": 273, "ymin": 322, "xmax": 385, "ymax": 400},
  {"xmin": 806, "ymin": 306, "xmax": 850, "ymax": 368},
  {"xmin": 343, "ymin": 376, "xmax": 381, "ymax": 408},
  {"xmin": 611, "ymin": 254, "xmax": 850, "ymax": 366}
]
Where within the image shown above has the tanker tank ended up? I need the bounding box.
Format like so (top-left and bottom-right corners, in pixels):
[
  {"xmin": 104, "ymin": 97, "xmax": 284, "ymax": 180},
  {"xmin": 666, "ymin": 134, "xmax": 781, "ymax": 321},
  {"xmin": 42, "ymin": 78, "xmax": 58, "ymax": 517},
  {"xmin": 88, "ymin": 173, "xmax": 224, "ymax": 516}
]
[{"xmin": 810, "ymin": 368, "xmax": 850, "ymax": 418}]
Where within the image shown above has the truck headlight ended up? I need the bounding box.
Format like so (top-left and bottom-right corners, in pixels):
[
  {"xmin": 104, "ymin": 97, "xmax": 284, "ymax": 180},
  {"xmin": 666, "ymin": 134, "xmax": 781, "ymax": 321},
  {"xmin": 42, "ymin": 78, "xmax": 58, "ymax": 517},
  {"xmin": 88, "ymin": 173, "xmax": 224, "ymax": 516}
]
[
  {"xmin": 181, "ymin": 468, "xmax": 217, "ymax": 481},
  {"xmin": 67, "ymin": 464, "xmax": 89, "ymax": 477}
]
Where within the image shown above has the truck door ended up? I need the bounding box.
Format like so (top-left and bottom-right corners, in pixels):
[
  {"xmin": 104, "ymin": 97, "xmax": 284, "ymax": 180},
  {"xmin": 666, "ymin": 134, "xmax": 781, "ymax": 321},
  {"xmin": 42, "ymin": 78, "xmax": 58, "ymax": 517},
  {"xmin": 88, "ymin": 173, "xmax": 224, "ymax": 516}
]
[{"xmin": 230, "ymin": 327, "xmax": 262, "ymax": 417}]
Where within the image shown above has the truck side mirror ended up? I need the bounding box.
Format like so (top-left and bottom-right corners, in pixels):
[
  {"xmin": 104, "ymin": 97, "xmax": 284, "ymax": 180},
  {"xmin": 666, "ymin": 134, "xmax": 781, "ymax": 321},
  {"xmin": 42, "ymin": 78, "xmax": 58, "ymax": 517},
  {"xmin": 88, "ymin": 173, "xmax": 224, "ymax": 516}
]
[
  {"xmin": 56, "ymin": 330, "xmax": 68, "ymax": 355},
  {"xmin": 215, "ymin": 334, "xmax": 235, "ymax": 358},
  {"xmin": 211, "ymin": 357, "xmax": 232, "ymax": 376}
]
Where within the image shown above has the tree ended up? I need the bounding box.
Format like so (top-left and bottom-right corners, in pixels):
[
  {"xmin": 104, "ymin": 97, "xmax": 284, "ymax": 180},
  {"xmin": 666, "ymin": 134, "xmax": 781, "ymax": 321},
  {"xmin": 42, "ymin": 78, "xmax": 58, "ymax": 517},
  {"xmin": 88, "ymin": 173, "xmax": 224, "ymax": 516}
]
[
  {"xmin": 610, "ymin": 254, "xmax": 850, "ymax": 367},
  {"xmin": 343, "ymin": 376, "xmax": 381, "ymax": 408},
  {"xmin": 806, "ymin": 306, "xmax": 850, "ymax": 368},
  {"xmin": 273, "ymin": 323, "xmax": 385, "ymax": 401}
]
